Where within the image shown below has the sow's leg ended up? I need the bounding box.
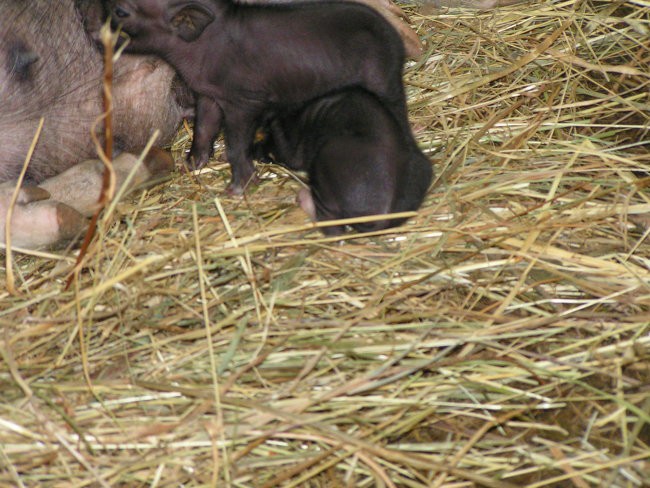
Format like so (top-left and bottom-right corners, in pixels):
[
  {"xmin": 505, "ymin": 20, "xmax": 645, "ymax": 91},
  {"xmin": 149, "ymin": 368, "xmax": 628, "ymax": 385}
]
[
  {"xmin": 0, "ymin": 1, "xmax": 186, "ymax": 249},
  {"xmin": 0, "ymin": 149, "xmax": 174, "ymax": 249},
  {"xmin": 40, "ymin": 149, "xmax": 174, "ymax": 217},
  {"xmin": 0, "ymin": 186, "xmax": 87, "ymax": 250}
]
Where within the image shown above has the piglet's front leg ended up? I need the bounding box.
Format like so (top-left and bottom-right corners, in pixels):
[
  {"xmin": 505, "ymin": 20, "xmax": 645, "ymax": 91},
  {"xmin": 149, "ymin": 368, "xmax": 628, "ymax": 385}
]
[
  {"xmin": 223, "ymin": 110, "xmax": 259, "ymax": 195},
  {"xmin": 187, "ymin": 95, "xmax": 223, "ymax": 170}
]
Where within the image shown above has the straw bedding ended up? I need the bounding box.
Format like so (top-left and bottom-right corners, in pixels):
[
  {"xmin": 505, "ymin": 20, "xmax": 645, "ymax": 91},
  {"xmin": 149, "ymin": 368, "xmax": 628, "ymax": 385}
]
[{"xmin": 1, "ymin": 0, "xmax": 649, "ymax": 486}]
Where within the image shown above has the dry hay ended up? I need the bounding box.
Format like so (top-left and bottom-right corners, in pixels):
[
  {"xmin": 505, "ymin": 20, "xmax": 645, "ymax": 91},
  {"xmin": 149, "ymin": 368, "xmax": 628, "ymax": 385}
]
[{"xmin": 1, "ymin": 0, "xmax": 649, "ymax": 486}]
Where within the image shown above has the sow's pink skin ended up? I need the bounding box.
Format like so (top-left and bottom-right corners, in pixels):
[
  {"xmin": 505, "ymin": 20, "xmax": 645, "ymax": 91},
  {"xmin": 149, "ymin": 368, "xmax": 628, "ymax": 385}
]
[
  {"xmin": 0, "ymin": 0, "xmax": 189, "ymax": 248},
  {"xmin": 0, "ymin": 150, "xmax": 174, "ymax": 249}
]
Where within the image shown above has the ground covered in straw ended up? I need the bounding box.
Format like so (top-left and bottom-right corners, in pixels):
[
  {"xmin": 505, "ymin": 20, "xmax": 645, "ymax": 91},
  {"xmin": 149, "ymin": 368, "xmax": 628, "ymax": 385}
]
[{"xmin": 1, "ymin": 0, "xmax": 649, "ymax": 486}]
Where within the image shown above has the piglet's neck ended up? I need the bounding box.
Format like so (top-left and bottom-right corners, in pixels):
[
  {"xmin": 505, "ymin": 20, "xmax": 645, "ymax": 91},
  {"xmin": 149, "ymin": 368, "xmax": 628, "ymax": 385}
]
[{"xmin": 162, "ymin": 31, "xmax": 225, "ymax": 97}]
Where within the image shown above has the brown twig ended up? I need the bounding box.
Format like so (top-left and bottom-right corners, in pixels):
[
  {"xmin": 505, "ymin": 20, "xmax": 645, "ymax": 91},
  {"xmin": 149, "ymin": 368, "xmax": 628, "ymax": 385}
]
[{"xmin": 65, "ymin": 22, "xmax": 116, "ymax": 289}]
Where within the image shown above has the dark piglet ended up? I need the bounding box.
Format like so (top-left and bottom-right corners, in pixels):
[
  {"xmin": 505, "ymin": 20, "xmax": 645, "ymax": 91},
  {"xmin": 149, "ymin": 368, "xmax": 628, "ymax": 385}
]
[
  {"xmin": 257, "ymin": 88, "xmax": 432, "ymax": 235},
  {"xmin": 108, "ymin": 0, "xmax": 409, "ymax": 194}
]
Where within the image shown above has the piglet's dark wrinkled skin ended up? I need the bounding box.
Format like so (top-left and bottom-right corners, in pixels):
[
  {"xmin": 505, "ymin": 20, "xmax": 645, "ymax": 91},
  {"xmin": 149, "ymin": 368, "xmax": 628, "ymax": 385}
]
[
  {"xmin": 108, "ymin": 0, "xmax": 410, "ymax": 194},
  {"xmin": 257, "ymin": 88, "xmax": 432, "ymax": 235}
]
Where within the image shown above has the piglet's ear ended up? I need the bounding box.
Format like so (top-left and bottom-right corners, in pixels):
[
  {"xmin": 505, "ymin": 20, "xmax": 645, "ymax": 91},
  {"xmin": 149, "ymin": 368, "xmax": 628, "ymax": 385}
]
[{"xmin": 170, "ymin": 4, "xmax": 214, "ymax": 42}]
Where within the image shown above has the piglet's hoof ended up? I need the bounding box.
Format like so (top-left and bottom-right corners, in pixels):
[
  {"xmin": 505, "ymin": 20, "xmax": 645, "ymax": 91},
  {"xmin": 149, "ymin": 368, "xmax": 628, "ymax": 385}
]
[
  {"xmin": 226, "ymin": 182, "xmax": 245, "ymax": 196},
  {"xmin": 185, "ymin": 153, "xmax": 210, "ymax": 172},
  {"xmin": 225, "ymin": 173, "xmax": 260, "ymax": 196}
]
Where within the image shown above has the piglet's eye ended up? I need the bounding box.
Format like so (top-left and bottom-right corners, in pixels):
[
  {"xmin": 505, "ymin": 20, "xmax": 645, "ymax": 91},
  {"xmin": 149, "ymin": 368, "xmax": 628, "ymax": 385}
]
[{"xmin": 113, "ymin": 6, "xmax": 130, "ymax": 18}]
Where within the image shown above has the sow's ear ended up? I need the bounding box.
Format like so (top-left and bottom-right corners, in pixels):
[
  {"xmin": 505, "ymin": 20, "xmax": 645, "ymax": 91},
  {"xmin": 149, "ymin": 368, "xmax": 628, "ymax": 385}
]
[{"xmin": 169, "ymin": 3, "xmax": 214, "ymax": 42}]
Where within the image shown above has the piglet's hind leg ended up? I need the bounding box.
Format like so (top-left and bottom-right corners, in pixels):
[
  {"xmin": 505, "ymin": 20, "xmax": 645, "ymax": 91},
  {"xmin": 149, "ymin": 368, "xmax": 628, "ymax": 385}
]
[{"xmin": 223, "ymin": 111, "xmax": 260, "ymax": 195}]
